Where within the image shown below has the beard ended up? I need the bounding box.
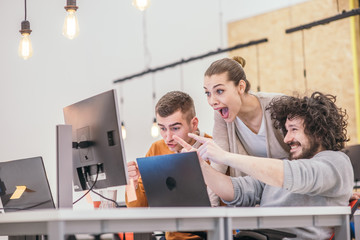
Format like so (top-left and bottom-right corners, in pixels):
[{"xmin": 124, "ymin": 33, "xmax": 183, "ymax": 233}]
[{"xmin": 289, "ymin": 136, "xmax": 320, "ymax": 160}]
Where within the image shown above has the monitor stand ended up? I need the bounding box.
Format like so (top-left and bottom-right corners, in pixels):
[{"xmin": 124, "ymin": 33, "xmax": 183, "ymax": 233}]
[
  {"xmin": 56, "ymin": 125, "xmax": 73, "ymax": 209},
  {"xmin": 0, "ymin": 197, "xmax": 3, "ymax": 214}
]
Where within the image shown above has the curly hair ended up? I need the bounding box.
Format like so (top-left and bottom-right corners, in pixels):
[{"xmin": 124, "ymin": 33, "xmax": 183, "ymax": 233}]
[{"xmin": 266, "ymin": 92, "xmax": 349, "ymax": 151}]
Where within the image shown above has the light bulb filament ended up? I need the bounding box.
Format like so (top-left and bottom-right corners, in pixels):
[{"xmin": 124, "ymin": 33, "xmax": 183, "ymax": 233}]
[
  {"xmin": 151, "ymin": 122, "xmax": 159, "ymax": 138},
  {"xmin": 18, "ymin": 33, "xmax": 33, "ymax": 60},
  {"xmin": 63, "ymin": 10, "xmax": 79, "ymax": 39},
  {"xmin": 121, "ymin": 124, "xmax": 127, "ymax": 140},
  {"xmin": 133, "ymin": 0, "xmax": 151, "ymax": 11}
]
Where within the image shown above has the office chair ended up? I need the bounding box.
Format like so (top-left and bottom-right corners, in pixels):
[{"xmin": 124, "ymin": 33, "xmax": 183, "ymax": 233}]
[
  {"xmin": 349, "ymin": 198, "xmax": 360, "ymax": 239},
  {"xmin": 233, "ymin": 229, "xmax": 296, "ymax": 240},
  {"xmin": 328, "ymin": 198, "xmax": 360, "ymax": 240},
  {"xmin": 343, "ymin": 144, "xmax": 360, "ymax": 188}
]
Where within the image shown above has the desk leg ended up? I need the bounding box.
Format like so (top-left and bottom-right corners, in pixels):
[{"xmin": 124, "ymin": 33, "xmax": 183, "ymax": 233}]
[
  {"xmin": 334, "ymin": 215, "xmax": 350, "ymax": 240},
  {"xmin": 354, "ymin": 210, "xmax": 360, "ymax": 240},
  {"xmin": 47, "ymin": 221, "xmax": 65, "ymax": 240},
  {"xmin": 224, "ymin": 218, "xmax": 233, "ymax": 240},
  {"xmin": 207, "ymin": 217, "xmax": 225, "ymax": 240}
]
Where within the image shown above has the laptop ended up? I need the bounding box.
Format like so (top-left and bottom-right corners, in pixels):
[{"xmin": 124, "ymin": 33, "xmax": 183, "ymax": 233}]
[
  {"xmin": 0, "ymin": 156, "xmax": 55, "ymax": 212},
  {"xmin": 136, "ymin": 151, "xmax": 211, "ymax": 207}
]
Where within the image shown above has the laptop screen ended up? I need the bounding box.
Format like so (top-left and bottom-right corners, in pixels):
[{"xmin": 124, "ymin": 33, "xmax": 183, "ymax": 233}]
[
  {"xmin": 137, "ymin": 151, "xmax": 211, "ymax": 207},
  {"xmin": 0, "ymin": 156, "xmax": 55, "ymax": 212}
]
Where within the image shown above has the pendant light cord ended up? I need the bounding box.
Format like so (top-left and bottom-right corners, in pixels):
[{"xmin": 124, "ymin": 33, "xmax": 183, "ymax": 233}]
[
  {"xmin": 255, "ymin": 45, "xmax": 261, "ymax": 92},
  {"xmin": 218, "ymin": 0, "xmax": 224, "ymax": 47},
  {"xmin": 142, "ymin": 11, "xmax": 151, "ymax": 69},
  {"xmin": 180, "ymin": 65, "xmax": 184, "ymax": 91},
  {"xmin": 152, "ymin": 74, "xmax": 156, "ymax": 116},
  {"xmin": 143, "ymin": 11, "xmax": 156, "ymax": 121},
  {"xmin": 24, "ymin": 0, "xmax": 27, "ymax": 20},
  {"xmin": 120, "ymin": 84, "xmax": 124, "ymax": 118},
  {"xmin": 289, "ymin": 3, "xmax": 296, "ymax": 90},
  {"xmin": 301, "ymin": 30, "xmax": 308, "ymax": 92}
]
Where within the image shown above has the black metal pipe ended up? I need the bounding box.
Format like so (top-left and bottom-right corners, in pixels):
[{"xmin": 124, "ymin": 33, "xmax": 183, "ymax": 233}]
[
  {"xmin": 113, "ymin": 38, "xmax": 268, "ymax": 84},
  {"xmin": 285, "ymin": 8, "xmax": 360, "ymax": 34}
]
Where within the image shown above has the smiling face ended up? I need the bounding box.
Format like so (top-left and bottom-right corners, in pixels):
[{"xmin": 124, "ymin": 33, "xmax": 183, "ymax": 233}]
[
  {"xmin": 204, "ymin": 72, "xmax": 246, "ymax": 123},
  {"xmin": 284, "ymin": 117, "xmax": 322, "ymax": 160},
  {"xmin": 157, "ymin": 110, "xmax": 198, "ymax": 153}
]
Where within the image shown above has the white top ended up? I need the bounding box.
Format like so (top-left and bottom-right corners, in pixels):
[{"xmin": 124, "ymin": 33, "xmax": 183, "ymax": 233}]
[{"xmin": 235, "ymin": 116, "xmax": 267, "ymax": 157}]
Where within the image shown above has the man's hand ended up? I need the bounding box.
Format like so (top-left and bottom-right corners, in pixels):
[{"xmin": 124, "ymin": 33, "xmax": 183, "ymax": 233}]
[{"xmin": 127, "ymin": 161, "xmax": 140, "ymax": 188}]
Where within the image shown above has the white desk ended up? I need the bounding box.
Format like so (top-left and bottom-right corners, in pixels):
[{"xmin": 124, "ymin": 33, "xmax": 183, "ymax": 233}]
[
  {"xmin": 0, "ymin": 207, "xmax": 351, "ymax": 240},
  {"xmin": 0, "ymin": 208, "xmax": 226, "ymax": 240}
]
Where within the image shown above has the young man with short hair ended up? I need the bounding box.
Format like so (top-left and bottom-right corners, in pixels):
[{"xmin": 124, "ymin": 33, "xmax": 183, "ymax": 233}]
[{"xmin": 125, "ymin": 91, "xmax": 211, "ymax": 240}]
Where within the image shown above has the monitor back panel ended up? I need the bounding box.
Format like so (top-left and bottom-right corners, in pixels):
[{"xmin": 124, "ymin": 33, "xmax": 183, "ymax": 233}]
[
  {"xmin": 63, "ymin": 89, "xmax": 128, "ymax": 191},
  {"xmin": 137, "ymin": 151, "xmax": 211, "ymax": 207},
  {"xmin": 0, "ymin": 157, "xmax": 55, "ymax": 212}
]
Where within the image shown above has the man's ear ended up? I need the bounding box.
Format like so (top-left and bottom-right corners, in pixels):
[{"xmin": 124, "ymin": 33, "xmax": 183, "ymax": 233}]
[{"xmin": 191, "ymin": 117, "xmax": 199, "ymax": 132}]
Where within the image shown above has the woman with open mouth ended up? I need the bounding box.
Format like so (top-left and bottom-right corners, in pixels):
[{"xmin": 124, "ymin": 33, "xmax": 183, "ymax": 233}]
[{"xmin": 203, "ymin": 56, "xmax": 290, "ymax": 206}]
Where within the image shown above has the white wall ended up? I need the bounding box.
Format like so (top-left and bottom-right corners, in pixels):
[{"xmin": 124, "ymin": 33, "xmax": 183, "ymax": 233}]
[{"xmin": 0, "ymin": 0, "xmax": 307, "ymax": 206}]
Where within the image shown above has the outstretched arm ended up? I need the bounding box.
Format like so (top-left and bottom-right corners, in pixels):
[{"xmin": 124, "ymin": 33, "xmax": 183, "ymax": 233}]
[{"xmin": 175, "ymin": 133, "xmax": 285, "ymax": 188}]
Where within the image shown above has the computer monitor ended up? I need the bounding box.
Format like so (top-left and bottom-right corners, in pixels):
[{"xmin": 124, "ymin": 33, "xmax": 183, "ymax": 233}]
[
  {"xmin": 63, "ymin": 89, "xmax": 128, "ymax": 191},
  {"xmin": 0, "ymin": 156, "xmax": 55, "ymax": 212}
]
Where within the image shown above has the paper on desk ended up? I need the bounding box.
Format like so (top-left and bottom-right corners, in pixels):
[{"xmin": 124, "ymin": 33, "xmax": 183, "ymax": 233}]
[
  {"xmin": 10, "ymin": 186, "xmax": 27, "ymax": 199},
  {"xmin": 10, "ymin": 186, "xmax": 34, "ymax": 199},
  {"xmin": 126, "ymin": 178, "xmax": 137, "ymax": 202}
]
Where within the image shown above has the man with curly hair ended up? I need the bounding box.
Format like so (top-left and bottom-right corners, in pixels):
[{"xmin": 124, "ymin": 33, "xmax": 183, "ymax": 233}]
[{"xmin": 175, "ymin": 92, "xmax": 354, "ymax": 240}]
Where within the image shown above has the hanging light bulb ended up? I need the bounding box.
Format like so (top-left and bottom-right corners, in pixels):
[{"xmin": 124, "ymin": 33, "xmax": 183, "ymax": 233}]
[
  {"xmin": 18, "ymin": 20, "xmax": 33, "ymax": 60},
  {"xmin": 132, "ymin": 0, "xmax": 151, "ymax": 11},
  {"xmin": 151, "ymin": 118, "xmax": 159, "ymax": 138},
  {"xmin": 121, "ymin": 121, "xmax": 127, "ymax": 140},
  {"xmin": 63, "ymin": 0, "xmax": 79, "ymax": 40}
]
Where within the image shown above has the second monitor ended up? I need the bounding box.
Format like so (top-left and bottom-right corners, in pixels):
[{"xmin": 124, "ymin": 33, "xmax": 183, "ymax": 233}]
[{"xmin": 63, "ymin": 89, "xmax": 128, "ymax": 191}]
